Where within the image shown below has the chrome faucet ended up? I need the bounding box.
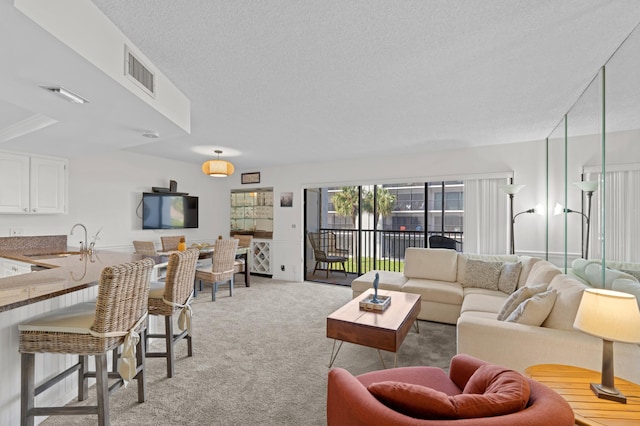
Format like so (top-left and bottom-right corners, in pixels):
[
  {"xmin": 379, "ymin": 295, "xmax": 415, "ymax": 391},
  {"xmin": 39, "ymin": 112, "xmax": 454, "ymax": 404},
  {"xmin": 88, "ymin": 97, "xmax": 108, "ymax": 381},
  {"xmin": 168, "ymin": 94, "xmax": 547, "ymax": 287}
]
[
  {"xmin": 89, "ymin": 226, "xmax": 102, "ymax": 252},
  {"xmin": 69, "ymin": 223, "xmax": 88, "ymax": 252}
]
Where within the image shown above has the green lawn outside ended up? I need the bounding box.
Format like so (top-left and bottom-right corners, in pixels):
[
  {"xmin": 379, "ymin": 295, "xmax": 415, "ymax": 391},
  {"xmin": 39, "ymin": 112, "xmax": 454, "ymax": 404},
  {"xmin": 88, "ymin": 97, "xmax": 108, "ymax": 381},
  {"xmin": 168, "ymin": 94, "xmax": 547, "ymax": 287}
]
[{"xmin": 344, "ymin": 257, "xmax": 404, "ymax": 274}]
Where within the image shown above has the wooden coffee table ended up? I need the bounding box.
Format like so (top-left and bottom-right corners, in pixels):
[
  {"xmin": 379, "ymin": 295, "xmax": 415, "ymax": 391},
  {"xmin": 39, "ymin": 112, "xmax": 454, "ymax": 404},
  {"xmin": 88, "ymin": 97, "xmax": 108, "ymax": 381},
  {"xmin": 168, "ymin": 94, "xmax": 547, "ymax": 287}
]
[{"xmin": 327, "ymin": 289, "xmax": 421, "ymax": 368}]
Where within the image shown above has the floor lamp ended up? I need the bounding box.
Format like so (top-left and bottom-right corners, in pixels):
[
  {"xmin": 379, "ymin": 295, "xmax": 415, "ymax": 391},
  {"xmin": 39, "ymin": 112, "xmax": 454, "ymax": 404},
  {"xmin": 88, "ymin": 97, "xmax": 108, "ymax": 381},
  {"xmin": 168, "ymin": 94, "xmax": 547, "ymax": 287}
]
[
  {"xmin": 573, "ymin": 181, "xmax": 598, "ymax": 259},
  {"xmin": 499, "ymin": 184, "xmax": 525, "ymax": 255},
  {"xmin": 574, "ymin": 288, "xmax": 640, "ymax": 403}
]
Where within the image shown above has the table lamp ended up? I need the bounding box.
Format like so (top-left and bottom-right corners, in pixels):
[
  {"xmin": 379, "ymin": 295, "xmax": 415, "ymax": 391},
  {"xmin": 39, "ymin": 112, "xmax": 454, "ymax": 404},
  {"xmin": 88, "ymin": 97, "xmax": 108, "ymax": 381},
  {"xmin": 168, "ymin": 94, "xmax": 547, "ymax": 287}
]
[{"xmin": 573, "ymin": 288, "xmax": 640, "ymax": 403}]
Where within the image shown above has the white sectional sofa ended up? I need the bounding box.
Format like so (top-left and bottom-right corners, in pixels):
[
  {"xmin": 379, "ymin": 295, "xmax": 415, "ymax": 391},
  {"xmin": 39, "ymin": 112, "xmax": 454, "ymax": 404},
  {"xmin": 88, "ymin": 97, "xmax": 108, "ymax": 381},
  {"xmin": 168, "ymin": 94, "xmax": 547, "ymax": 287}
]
[{"xmin": 351, "ymin": 247, "xmax": 640, "ymax": 384}]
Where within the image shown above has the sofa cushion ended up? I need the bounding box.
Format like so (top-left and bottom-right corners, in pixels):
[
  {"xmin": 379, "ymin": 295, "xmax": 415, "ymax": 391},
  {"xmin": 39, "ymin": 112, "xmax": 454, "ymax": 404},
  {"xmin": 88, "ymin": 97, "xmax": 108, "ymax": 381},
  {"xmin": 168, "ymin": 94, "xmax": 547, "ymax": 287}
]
[
  {"xmin": 525, "ymin": 260, "xmax": 561, "ymax": 286},
  {"xmin": 516, "ymin": 256, "xmax": 542, "ymax": 289},
  {"xmin": 457, "ymin": 254, "xmax": 518, "ymax": 285},
  {"xmin": 351, "ymin": 270, "xmax": 408, "ymax": 293},
  {"xmin": 571, "ymin": 258, "xmax": 600, "ymax": 282},
  {"xmin": 612, "ymin": 278, "xmax": 640, "ymax": 309},
  {"xmin": 497, "ymin": 283, "xmax": 548, "ymax": 321},
  {"xmin": 498, "ymin": 262, "xmax": 522, "ymax": 294},
  {"xmin": 461, "ymin": 292, "xmax": 508, "ymax": 315},
  {"xmin": 462, "ymin": 259, "xmax": 502, "ymax": 290},
  {"xmin": 621, "ymin": 269, "xmax": 640, "ymax": 281},
  {"xmin": 505, "ymin": 290, "xmax": 557, "ymax": 326},
  {"xmin": 585, "ymin": 263, "xmax": 637, "ymax": 289},
  {"xmin": 402, "ymin": 248, "xmax": 458, "ymax": 282},
  {"xmin": 368, "ymin": 364, "xmax": 529, "ymax": 420},
  {"xmin": 542, "ymin": 274, "xmax": 588, "ymax": 330},
  {"xmin": 402, "ymin": 279, "xmax": 463, "ymax": 305}
]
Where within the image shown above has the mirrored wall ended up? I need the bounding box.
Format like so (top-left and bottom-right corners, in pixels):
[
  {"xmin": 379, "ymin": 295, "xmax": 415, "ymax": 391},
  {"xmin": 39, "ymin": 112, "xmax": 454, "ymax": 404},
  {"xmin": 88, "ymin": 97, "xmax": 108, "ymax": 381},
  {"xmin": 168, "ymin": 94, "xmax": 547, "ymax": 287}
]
[{"xmin": 548, "ymin": 22, "xmax": 640, "ymax": 279}]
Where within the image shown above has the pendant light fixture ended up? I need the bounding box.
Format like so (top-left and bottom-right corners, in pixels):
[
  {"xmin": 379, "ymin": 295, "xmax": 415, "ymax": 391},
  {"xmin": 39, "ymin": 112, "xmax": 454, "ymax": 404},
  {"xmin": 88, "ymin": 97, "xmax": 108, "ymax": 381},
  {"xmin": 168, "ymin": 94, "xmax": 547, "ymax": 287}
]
[{"xmin": 202, "ymin": 150, "xmax": 235, "ymax": 177}]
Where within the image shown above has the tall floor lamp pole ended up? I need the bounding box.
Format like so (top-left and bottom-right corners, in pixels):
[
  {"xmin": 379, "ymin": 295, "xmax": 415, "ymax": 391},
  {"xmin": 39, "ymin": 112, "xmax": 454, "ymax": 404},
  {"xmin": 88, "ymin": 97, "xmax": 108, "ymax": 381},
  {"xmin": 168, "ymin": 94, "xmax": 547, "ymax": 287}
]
[
  {"xmin": 500, "ymin": 184, "xmax": 525, "ymax": 255},
  {"xmin": 573, "ymin": 181, "xmax": 598, "ymax": 260}
]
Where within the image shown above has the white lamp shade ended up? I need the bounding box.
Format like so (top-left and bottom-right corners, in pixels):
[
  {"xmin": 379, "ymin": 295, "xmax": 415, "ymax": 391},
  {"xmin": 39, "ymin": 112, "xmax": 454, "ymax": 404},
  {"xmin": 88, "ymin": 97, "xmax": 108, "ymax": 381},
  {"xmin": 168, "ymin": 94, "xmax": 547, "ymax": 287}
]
[
  {"xmin": 574, "ymin": 288, "xmax": 640, "ymax": 343},
  {"xmin": 500, "ymin": 184, "xmax": 525, "ymax": 195},
  {"xmin": 553, "ymin": 202, "xmax": 564, "ymax": 216},
  {"xmin": 202, "ymin": 159, "xmax": 235, "ymax": 177},
  {"xmin": 573, "ymin": 180, "xmax": 598, "ymax": 193}
]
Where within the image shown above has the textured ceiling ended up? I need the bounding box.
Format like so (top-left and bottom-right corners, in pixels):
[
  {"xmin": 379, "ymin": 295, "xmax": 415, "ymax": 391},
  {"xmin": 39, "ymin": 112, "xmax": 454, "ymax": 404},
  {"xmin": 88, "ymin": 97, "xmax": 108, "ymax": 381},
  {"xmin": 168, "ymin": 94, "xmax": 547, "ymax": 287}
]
[{"xmin": 1, "ymin": 1, "xmax": 640, "ymax": 170}]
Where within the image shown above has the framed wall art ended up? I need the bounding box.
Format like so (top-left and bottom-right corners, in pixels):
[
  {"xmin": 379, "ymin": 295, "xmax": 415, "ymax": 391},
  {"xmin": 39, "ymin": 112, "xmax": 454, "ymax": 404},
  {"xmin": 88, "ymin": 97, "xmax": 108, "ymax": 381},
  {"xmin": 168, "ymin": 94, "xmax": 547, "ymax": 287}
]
[{"xmin": 241, "ymin": 172, "xmax": 260, "ymax": 184}]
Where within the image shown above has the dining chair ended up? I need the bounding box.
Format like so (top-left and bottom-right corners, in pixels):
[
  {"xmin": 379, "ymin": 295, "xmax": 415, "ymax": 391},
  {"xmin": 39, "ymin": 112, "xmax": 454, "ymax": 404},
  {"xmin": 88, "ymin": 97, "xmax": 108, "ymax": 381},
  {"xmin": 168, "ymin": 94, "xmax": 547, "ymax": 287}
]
[
  {"xmin": 233, "ymin": 234, "xmax": 253, "ymax": 286},
  {"xmin": 161, "ymin": 235, "xmax": 184, "ymax": 252},
  {"xmin": 195, "ymin": 238, "xmax": 239, "ymax": 301},
  {"xmin": 18, "ymin": 258, "xmax": 155, "ymax": 426},
  {"xmin": 146, "ymin": 248, "xmax": 199, "ymax": 378},
  {"xmin": 133, "ymin": 240, "xmax": 158, "ymax": 256}
]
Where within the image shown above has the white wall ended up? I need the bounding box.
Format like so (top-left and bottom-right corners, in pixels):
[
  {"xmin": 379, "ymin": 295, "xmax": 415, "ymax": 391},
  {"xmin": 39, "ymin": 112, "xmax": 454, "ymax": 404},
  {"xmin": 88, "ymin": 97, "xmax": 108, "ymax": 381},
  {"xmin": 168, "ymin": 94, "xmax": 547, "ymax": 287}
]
[
  {"xmin": 240, "ymin": 139, "xmax": 548, "ymax": 281},
  {"xmin": 0, "ymin": 150, "xmax": 229, "ymax": 251},
  {"xmin": 14, "ymin": 133, "xmax": 630, "ymax": 282}
]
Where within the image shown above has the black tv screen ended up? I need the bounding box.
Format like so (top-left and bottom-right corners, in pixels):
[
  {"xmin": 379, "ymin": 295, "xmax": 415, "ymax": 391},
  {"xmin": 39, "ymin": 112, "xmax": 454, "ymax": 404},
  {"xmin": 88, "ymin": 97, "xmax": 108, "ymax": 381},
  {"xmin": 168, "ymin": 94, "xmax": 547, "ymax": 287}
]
[{"xmin": 142, "ymin": 193, "xmax": 199, "ymax": 229}]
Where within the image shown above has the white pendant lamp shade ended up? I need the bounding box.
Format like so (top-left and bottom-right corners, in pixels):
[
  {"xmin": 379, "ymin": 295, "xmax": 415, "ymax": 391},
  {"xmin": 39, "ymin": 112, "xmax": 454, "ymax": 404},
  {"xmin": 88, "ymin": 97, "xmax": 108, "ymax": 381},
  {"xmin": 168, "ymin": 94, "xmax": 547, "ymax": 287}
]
[{"xmin": 202, "ymin": 150, "xmax": 234, "ymax": 177}]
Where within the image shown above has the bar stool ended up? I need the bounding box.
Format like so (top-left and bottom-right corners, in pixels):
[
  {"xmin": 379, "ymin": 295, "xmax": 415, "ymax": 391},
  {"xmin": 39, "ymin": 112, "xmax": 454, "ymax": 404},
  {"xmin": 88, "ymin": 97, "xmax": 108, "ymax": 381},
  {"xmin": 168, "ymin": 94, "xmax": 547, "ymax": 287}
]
[
  {"xmin": 18, "ymin": 258, "xmax": 155, "ymax": 426},
  {"xmin": 146, "ymin": 248, "xmax": 199, "ymax": 377}
]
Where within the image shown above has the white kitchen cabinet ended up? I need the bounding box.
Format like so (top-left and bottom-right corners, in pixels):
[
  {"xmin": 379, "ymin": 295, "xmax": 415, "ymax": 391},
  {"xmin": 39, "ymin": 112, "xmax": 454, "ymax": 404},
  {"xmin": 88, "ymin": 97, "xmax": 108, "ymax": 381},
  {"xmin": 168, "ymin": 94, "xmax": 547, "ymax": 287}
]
[
  {"xmin": 0, "ymin": 152, "xmax": 67, "ymax": 214},
  {"xmin": 0, "ymin": 258, "xmax": 32, "ymax": 277}
]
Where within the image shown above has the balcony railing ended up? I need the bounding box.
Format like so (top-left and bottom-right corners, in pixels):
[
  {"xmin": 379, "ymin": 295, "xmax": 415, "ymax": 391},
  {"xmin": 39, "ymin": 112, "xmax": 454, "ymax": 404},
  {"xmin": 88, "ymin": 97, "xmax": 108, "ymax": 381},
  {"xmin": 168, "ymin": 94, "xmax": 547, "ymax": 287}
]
[{"xmin": 310, "ymin": 228, "xmax": 463, "ymax": 276}]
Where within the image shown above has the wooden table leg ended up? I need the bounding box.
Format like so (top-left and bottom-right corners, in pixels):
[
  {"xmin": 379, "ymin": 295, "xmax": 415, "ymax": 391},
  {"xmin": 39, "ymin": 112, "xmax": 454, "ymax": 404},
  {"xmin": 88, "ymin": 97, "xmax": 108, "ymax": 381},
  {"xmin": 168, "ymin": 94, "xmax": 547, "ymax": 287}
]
[{"xmin": 243, "ymin": 252, "xmax": 250, "ymax": 287}]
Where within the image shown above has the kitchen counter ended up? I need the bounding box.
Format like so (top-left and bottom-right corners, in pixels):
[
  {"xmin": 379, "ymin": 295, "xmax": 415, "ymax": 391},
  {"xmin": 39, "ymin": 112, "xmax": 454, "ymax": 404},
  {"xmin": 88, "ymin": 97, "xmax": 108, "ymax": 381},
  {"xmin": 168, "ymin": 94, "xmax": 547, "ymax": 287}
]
[{"xmin": 0, "ymin": 249, "xmax": 152, "ymax": 312}]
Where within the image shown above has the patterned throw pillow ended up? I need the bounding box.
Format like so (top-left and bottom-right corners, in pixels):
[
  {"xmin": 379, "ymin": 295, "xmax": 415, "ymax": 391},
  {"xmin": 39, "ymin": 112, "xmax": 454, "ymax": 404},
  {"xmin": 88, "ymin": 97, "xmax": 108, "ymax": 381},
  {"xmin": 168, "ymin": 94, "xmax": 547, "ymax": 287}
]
[
  {"xmin": 498, "ymin": 262, "xmax": 523, "ymax": 294},
  {"xmin": 463, "ymin": 259, "xmax": 502, "ymax": 290},
  {"xmin": 505, "ymin": 290, "xmax": 557, "ymax": 326},
  {"xmin": 497, "ymin": 284, "xmax": 548, "ymax": 321}
]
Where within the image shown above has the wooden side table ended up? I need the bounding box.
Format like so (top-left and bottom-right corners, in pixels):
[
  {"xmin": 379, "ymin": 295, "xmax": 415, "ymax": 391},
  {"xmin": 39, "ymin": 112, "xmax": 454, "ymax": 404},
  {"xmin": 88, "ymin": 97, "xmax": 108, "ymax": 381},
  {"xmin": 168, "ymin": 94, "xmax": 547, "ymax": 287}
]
[{"xmin": 525, "ymin": 364, "xmax": 640, "ymax": 425}]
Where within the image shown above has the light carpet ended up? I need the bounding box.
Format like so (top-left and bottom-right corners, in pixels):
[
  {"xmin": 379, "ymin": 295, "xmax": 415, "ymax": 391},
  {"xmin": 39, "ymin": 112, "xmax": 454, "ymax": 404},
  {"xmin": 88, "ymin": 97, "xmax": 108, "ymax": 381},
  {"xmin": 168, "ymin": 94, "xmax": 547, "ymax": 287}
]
[{"xmin": 41, "ymin": 277, "xmax": 456, "ymax": 425}]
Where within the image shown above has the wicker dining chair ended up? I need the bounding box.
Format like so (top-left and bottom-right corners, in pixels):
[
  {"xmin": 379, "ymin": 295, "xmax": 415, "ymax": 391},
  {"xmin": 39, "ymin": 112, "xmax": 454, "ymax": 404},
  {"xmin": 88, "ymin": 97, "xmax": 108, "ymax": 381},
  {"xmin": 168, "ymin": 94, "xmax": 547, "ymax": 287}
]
[
  {"xmin": 146, "ymin": 248, "xmax": 199, "ymax": 378},
  {"xmin": 18, "ymin": 258, "xmax": 155, "ymax": 426},
  {"xmin": 133, "ymin": 240, "xmax": 158, "ymax": 256},
  {"xmin": 161, "ymin": 235, "xmax": 184, "ymax": 252},
  {"xmin": 195, "ymin": 238, "xmax": 239, "ymax": 301}
]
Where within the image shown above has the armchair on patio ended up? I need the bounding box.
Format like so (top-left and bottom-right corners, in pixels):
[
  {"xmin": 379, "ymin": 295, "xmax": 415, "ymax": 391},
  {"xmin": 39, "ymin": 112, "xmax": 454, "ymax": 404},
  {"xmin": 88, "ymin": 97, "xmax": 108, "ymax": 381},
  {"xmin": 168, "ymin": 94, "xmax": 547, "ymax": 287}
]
[
  {"xmin": 428, "ymin": 235, "xmax": 458, "ymax": 251},
  {"xmin": 308, "ymin": 232, "xmax": 348, "ymax": 278}
]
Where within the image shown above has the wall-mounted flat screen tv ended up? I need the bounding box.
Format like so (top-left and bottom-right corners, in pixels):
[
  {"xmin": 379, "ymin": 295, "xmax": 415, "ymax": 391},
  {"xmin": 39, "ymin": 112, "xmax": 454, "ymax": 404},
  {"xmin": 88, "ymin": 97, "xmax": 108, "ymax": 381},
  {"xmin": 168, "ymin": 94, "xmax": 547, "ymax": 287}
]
[{"xmin": 142, "ymin": 193, "xmax": 199, "ymax": 229}]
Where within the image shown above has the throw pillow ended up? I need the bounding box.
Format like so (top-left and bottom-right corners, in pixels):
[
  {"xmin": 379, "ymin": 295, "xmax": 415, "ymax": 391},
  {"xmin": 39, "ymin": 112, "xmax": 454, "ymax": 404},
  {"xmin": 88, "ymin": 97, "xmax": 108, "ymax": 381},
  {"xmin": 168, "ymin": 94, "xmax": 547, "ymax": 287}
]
[
  {"xmin": 462, "ymin": 364, "xmax": 531, "ymax": 416},
  {"xmin": 541, "ymin": 274, "xmax": 588, "ymax": 330},
  {"xmin": 368, "ymin": 365, "xmax": 530, "ymax": 420},
  {"xmin": 367, "ymin": 381, "xmax": 457, "ymax": 419},
  {"xmin": 505, "ymin": 289, "xmax": 557, "ymax": 326},
  {"xmin": 496, "ymin": 283, "xmax": 547, "ymax": 321},
  {"xmin": 463, "ymin": 259, "xmax": 502, "ymax": 290},
  {"xmin": 498, "ymin": 261, "xmax": 522, "ymax": 294}
]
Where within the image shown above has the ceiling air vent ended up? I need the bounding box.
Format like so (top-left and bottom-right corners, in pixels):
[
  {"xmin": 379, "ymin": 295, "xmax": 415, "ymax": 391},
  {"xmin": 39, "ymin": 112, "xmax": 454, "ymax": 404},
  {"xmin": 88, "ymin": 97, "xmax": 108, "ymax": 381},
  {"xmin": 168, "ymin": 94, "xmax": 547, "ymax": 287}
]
[{"xmin": 124, "ymin": 45, "xmax": 155, "ymax": 98}]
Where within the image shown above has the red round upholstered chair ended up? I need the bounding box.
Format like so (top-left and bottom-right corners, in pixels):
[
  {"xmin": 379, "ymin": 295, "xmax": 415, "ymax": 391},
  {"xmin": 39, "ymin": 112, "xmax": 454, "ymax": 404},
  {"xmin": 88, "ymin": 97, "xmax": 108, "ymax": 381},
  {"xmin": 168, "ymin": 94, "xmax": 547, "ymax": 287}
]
[{"xmin": 327, "ymin": 354, "xmax": 574, "ymax": 425}]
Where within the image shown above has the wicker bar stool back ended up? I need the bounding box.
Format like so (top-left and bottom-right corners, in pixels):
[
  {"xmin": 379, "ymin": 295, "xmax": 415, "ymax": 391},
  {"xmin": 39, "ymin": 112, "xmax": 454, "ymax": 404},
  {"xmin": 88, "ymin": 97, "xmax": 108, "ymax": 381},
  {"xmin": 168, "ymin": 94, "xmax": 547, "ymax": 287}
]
[
  {"xmin": 147, "ymin": 248, "xmax": 199, "ymax": 377},
  {"xmin": 195, "ymin": 238, "xmax": 239, "ymax": 301},
  {"xmin": 133, "ymin": 240, "xmax": 158, "ymax": 256},
  {"xmin": 19, "ymin": 258, "xmax": 155, "ymax": 426},
  {"xmin": 161, "ymin": 235, "xmax": 184, "ymax": 252}
]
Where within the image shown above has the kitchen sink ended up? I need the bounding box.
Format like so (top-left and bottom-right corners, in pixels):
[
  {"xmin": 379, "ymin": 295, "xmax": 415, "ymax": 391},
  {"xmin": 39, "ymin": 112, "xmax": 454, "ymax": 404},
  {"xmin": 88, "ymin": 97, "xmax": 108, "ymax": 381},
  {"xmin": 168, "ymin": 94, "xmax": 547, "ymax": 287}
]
[{"xmin": 26, "ymin": 252, "xmax": 82, "ymax": 260}]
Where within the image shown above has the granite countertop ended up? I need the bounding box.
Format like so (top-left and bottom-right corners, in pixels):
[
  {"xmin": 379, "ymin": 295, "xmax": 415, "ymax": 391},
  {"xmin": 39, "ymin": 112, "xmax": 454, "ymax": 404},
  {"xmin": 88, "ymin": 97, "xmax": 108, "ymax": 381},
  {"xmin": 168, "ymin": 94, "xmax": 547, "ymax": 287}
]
[{"xmin": 0, "ymin": 248, "xmax": 152, "ymax": 312}]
